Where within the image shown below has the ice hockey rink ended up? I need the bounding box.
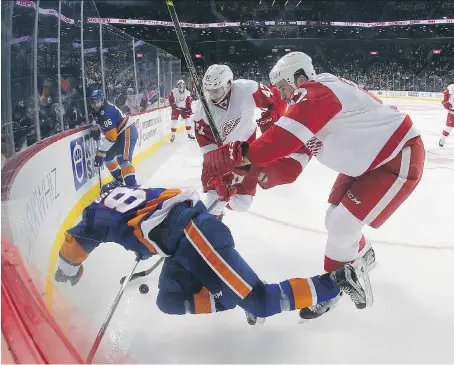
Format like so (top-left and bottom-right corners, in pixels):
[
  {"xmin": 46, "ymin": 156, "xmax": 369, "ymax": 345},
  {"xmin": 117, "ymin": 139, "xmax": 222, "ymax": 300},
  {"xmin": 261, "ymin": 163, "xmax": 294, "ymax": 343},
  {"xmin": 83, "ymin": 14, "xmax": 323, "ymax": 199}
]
[{"xmin": 53, "ymin": 98, "xmax": 454, "ymax": 364}]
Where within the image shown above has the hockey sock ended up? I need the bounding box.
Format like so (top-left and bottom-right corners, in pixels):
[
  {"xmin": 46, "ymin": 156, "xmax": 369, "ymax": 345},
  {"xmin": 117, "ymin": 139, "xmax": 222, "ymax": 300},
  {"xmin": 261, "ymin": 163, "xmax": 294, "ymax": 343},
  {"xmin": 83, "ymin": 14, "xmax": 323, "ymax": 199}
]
[
  {"xmin": 279, "ymin": 275, "xmax": 340, "ymax": 311},
  {"xmin": 121, "ymin": 165, "xmax": 137, "ymax": 185},
  {"xmin": 107, "ymin": 161, "xmax": 122, "ymax": 181},
  {"xmin": 358, "ymin": 234, "xmax": 366, "ymax": 252},
  {"xmin": 442, "ymin": 126, "xmax": 452, "ymax": 138},
  {"xmin": 324, "ymin": 256, "xmax": 352, "ymax": 272}
]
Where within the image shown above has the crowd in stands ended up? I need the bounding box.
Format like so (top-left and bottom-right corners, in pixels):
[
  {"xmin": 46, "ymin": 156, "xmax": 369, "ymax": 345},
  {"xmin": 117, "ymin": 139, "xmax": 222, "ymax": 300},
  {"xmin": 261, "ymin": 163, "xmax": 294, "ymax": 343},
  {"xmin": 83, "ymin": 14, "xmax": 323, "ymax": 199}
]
[
  {"xmin": 214, "ymin": 0, "xmax": 454, "ymax": 23},
  {"xmin": 7, "ymin": 40, "xmax": 453, "ymax": 155},
  {"xmin": 97, "ymin": 0, "xmax": 454, "ymax": 24},
  {"xmin": 3, "ymin": 0, "xmax": 453, "ymax": 156}
]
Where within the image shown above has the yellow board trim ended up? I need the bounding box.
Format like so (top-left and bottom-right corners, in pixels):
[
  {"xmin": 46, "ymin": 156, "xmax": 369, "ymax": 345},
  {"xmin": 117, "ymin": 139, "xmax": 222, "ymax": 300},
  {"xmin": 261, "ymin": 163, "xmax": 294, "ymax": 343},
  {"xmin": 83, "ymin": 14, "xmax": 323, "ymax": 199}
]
[{"xmin": 45, "ymin": 126, "xmax": 185, "ymax": 309}]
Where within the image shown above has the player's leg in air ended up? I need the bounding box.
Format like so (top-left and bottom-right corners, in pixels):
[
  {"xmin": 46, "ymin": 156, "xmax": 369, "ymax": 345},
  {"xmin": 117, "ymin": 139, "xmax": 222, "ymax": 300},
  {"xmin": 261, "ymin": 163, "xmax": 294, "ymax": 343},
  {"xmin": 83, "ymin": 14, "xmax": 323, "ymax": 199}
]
[
  {"xmin": 54, "ymin": 205, "xmax": 107, "ymax": 285},
  {"xmin": 54, "ymin": 184, "xmax": 372, "ymax": 324},
  {"xmin": 155, "ymin": 199, "xmax": 371, "ymax": 324},
  {"xmin": 439, "ymin": 112, "xmax": 454, "ymax": 147}
]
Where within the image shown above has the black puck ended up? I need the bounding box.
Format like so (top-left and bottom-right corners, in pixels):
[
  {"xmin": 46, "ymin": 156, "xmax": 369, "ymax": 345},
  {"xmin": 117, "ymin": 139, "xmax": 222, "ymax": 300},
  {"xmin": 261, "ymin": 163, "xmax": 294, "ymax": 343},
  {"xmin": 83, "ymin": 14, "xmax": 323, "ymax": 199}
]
[{"xmin": 139, "ymin": 284, "xmax": 149, "ymax": 294}]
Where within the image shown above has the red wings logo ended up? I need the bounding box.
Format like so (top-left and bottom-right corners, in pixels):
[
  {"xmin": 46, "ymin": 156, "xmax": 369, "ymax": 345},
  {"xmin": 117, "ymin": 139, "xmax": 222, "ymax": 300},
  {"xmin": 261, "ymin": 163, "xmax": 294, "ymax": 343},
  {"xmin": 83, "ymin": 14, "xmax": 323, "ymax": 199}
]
[
  {"xmin": 220, "ymin": 116, "xmax": 241, "ymax": 141},
  {"xmin": 305, "ymin": 136, "xmax": 323, "ymax": 156}
]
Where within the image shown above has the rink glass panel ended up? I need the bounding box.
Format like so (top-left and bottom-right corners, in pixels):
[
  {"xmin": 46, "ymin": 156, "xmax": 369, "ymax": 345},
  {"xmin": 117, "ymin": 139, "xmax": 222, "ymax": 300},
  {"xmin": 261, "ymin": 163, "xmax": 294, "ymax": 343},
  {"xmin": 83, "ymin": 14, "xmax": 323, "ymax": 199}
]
[
  {"xmin": 5, "ymin": 2, "xmax": 35, "ymax": 154},
  {"xmin": 134, "ymin": 43, "xmax": 159, "ymax": 110},
  {"xmin": 100, "ymin": 25, "xmax": 137, "ymax": 112},
  {"xmin": 1, "ymin": 2, "xmax": 181, "ymax": 359}
]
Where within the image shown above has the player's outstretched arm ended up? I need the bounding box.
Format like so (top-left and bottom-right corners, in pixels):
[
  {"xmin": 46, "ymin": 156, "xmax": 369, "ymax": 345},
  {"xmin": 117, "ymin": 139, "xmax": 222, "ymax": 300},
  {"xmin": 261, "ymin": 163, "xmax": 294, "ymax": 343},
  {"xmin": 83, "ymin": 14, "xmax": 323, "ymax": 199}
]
[{"xmin": 54, "ymin": 215, "xmax": 104, "ymax": 286}]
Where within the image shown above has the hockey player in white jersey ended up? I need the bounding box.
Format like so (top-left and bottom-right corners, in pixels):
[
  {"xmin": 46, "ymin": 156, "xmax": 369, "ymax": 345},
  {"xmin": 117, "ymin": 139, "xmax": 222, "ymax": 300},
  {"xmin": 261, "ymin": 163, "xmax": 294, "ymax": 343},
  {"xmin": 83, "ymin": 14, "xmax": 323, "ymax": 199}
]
[
  {"xmin": 193, "ymin": 64, "xmax": 311, "ymax": 218},
  {"xmin": 439, "ymin": 84, "xmax": 454, "ymax": 147},
  {"xmin": 169, "ymin": 80, "xmax": 195, "ymax": 142},
  {"xmin": 202, "ymin": 52, "xmax": 425, "ymax": 319}
]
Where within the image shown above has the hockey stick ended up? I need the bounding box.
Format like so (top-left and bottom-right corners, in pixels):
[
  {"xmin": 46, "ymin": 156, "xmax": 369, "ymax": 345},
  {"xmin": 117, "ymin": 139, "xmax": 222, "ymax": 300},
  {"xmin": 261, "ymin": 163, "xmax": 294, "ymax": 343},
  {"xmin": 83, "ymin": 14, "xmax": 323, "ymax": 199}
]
[
  {"xmin": 119, "ymin": 256, "xmax": 165, "ymax": 284},
  {"xmin": 86, "ymin": 198, "xmax": 224, "ymax": 362},
  {"xmin": 86, "ymin": 256, "xmax": 141, "ymax": 364},
  {"xmin": 118, "ymin": 198, "xmax": 222, "ymax": 285},
  {"xmin": 166, "ymin": 0, "xmax": 222, "ymax": 145}
]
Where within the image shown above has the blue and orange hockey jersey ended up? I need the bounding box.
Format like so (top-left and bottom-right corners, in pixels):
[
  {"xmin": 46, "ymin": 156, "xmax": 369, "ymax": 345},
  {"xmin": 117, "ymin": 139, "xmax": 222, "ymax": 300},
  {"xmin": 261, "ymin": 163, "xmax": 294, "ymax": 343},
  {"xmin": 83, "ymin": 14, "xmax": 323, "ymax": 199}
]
[
  {"xmin": 93, "ymin": 101, "xmax": 134, "ymax": 153},
  {"xmin": 58, "ymin": 186, "xmax": 200, "ymax": 275},
  {"xmin": 57, "ymin": 185, "xmax": 340, "ymax": 320}
]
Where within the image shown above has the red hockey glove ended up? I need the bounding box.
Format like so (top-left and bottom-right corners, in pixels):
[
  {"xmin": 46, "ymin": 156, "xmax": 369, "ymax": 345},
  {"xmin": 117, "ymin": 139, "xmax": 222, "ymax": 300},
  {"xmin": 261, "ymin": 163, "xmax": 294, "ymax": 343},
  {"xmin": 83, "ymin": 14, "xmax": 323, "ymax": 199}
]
[
  {"xmin": 256, "ymin": 110, "xmax": 279, "ymax": 133},
  {"xmin": 202, "ymin": 142, "xmax": 248, "ymax": 186},
  {"xmin": 212, "ymin": 176, "xmax": 238, "ymax": 202}
]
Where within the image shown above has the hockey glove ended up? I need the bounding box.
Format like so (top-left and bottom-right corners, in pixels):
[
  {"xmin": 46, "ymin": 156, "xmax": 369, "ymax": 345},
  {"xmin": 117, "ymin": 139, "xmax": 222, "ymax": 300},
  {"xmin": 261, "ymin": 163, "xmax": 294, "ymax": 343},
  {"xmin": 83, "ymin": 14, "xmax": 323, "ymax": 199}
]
[
  {"xmin": 202, "ymin": 142, "xmax": 249, "ymax": 186},
  {"xmin": 94, "ymin": 150, "xmax": 106, "ymax": 168},
  {"xmin": 212, "ymin": 176, "xmax": 238, "ymax": 202},
  {"xmin": 256, "ymin": 110, "xmax": 279, "ymax": 133},
  {"xmin": 90, "ymin": 125, "xmax": 101, "ymax": 141},
  {"xmin": 55, "ymin": 265, "xmax": 84, "ymax": 286}
]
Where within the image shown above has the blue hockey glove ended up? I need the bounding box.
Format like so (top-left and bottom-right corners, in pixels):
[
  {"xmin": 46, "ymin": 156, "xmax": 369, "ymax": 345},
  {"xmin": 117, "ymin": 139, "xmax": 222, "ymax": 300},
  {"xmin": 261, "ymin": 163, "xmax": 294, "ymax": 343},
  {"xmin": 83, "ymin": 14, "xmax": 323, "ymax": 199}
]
[{"xmin": 94, "ymin": 151, "xmax": 106, "ymax": 168}]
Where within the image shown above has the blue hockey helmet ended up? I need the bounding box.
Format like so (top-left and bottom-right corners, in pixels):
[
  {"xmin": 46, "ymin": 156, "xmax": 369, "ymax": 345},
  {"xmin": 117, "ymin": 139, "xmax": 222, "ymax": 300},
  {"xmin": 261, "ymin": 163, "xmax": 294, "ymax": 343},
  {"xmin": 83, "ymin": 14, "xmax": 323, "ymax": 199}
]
[{"xmin": 90, "ymin": 90, "xmax": 105, "ymax": 110}]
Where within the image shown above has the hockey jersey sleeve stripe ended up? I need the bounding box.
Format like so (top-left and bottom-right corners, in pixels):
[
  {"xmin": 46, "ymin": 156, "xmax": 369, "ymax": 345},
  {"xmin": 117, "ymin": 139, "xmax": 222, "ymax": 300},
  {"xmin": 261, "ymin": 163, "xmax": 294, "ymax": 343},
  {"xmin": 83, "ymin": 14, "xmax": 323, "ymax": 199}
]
[
  {"xmin": 288, "ymin": 152, "xmax": 311, "ymax": 169},
  {"xmin": 104, "ymin": 128, "xmax": 118, "ymax": 142},
  {"xmin": 247, "ymin": 124, "xmax": 306, "ymax": 166},
  {"xmin": 184, "ymin": 221, "xmax": 253, "ymax": 299},
  {"xmin": 276, "ymin": 116, "xmax": 314, "ymax": 145},
  {"xmin": 118, "ymin": 117, "xmax": 128, "ymax": 132}
]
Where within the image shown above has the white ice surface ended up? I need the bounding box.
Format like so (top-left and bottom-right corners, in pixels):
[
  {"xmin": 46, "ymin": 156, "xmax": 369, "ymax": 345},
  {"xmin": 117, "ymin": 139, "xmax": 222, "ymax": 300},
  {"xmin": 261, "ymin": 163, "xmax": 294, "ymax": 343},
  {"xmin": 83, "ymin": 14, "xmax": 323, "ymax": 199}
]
[{"xmin": 54, "ymin": 98, "xmax": 454, "ymax": 363}]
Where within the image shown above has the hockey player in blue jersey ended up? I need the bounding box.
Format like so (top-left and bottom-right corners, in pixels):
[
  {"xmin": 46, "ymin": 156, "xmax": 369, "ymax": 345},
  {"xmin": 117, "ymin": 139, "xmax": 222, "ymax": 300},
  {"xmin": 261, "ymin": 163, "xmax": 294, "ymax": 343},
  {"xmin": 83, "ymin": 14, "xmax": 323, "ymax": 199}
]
[
  {"xmin": 90, "ymin": 90, "xmax": 138, "ymax": 185},
  {"xmin": 54, "ymin": 181, "xmax": 371, "ymax": 323}
]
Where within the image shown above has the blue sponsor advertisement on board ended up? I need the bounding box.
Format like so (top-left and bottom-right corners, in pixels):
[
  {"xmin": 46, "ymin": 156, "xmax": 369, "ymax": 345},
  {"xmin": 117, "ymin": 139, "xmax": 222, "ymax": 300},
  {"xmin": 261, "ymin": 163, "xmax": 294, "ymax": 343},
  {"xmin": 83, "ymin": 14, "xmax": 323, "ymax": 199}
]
[{"xmin": 69, "ymin": 132, "xmax": 101, "ymax": 191}]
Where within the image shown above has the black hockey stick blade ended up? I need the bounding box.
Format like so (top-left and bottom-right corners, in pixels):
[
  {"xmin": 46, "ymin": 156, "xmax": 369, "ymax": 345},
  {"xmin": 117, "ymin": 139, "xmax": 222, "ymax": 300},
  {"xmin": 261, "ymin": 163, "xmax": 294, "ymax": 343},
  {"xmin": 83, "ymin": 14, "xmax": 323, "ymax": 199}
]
[
  {"xmin": 119, "ymin": 257, "xmax": 165, "ymax": 285},
  {"xmin": 166, "ymin": 0, "xmax": 222, "ymax": 144}
]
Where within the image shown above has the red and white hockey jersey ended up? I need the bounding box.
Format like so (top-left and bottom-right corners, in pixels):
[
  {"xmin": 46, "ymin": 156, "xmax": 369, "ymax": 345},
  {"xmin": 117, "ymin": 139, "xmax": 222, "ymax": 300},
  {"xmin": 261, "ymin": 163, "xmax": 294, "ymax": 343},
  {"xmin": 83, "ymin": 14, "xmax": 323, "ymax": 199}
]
[
  {"xmin": 442, "ymin": 84, "xmax": 454, "ymax": 114},
  {"xmin": 169, "ymin": 88, "xmax": 192, "ymax": 110},
  {"xmin": 192, "ymin": 79, "xmax": 286, "ymax": 154},
  {"xmin": 246, "ymin": 73, "xmax": 420, "ymax": 177}
]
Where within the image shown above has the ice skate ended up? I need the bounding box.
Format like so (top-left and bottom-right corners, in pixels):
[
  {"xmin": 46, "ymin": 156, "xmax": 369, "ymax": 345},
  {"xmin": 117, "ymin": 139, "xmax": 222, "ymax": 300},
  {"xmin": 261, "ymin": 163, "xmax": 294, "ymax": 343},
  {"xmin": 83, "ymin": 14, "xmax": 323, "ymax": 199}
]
[{"xmin": 299, "ymin": 294, "xmax": 341, "ymax": 323}]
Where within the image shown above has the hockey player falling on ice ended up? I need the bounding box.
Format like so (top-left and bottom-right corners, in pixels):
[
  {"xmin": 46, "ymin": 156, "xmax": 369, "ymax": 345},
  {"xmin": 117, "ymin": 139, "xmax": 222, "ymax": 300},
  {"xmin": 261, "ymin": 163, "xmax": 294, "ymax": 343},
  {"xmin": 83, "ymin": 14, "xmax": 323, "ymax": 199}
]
[
  {"xmin": 169, "ymin": 80, "xmax": 195, "ymax": 142},
  {"xmin": 54, "ymin": 182, "xmax": 371, "ymax": 323},
  {"xmin": 439, "ymin": 84, "xmax": 454, "ymax": 147},
  {"xmin": 90, "ymin": 90, "xmax": 138, "ymax": 185},
  {"xmin": 195, "ymin": 64, "xmax": 311, "ymax": 218},
  {"xmin": 202, "ymin": 52, "xmax": 425, "ymax": 318}
]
